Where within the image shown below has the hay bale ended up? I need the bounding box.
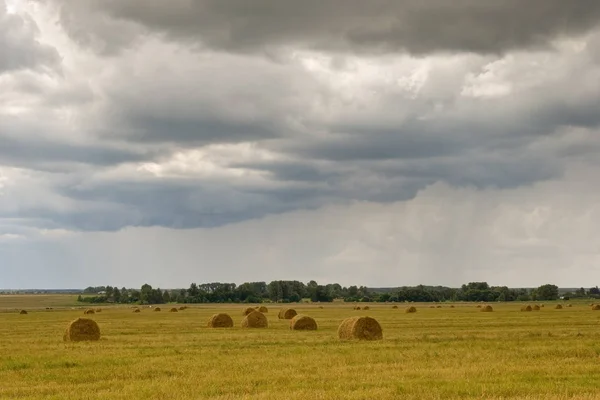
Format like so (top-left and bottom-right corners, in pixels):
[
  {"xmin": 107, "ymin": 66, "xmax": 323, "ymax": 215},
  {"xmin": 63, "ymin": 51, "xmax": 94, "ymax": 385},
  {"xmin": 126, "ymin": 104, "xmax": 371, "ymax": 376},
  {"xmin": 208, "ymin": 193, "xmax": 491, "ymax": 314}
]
[
  {"xmin": 153, "ymin": 307, "xmax": 161, "ymax": 312},
  {"xmin": 540, "ymin": 304, "xmax": 545, "ymax": 308},
  {"xmin": 258, "ymin": 306, "xmax": 268, "ymax": 313},
  {"xmin": 63, "ymin": 318, "xmax": 100, "ymax": 342},
  {"xmin": 338, "ymin": 316, "xmax": 383, "ymax": 341},
  {"xmin": 84, "ymin": 309, "xmax": 95, "ymax": 315},
  {"xmin": 95, "ymin": 308, "xmax": 102, "ymax": 313},
  {"xmin": 318, "ymin": 306, "xmax": 324, "ymax": 309},
  {"xmin": 208, "ymin": 313, "xmax": 234, "ymax": 328},
  {"xmin": 436, "ymin": 305, "xmax": 442, "ymax": 308},
  {"xmin": 405, "ymin": 306, "xmax": 417, "ymax": 313},
  {"xmin": 592, "ymin": 304, "xmax": 600, "ymax": 310},
  {"xmin": 241, "ymin": 311, "xmax": 268, "ymax": 328},
  {"xmin": 521, "ymin": 305, "xmax": 532, "ymax": 312},
  {"xmin": 533, "ymin": 305, "xmax": 541, "ymax": 311},
  {"xmin": 392, "ymin": 305, "xmax": 398, "ymax": 309},
  {"xmin": 480, "ymin": 305, "xmax": 493, "ymax": 312},
  {"xmin": 170, "ymin": 307, "xmax": 179, "ymax": 313},
  {"xmin": 19, "ymin": 310, "xmax": 28, "ymax": 315},
  {"xmin": 567, "ymin": 304, "xmax": 572, "ymax": 307},
  {"xmin": 133, "ymin": 309, "xmax": 141, "ymax": 313},
  {"xmin": 476, "ymin": 305, "xmax": 482, "ymax": 308},
  {"xmin": 450, "ymin": 305, "xmax": 455, "ymax": 308},
  {"xmin": 555, "ymin": 304, "xmax": 563, "ymax": 310},
  {"xmin": 242, "ymin": 307, "xmax": 256, "ymax": 316},
  {"xmin": 429, "ymin": 305, "xmax": 435, "ymax": 309},
  {"xmin": 178, "ymin": 306, "xmax": 185, "ymax": 311},
  {"xmin": 363, "ymin": 306, "xmax": 370, "ymax": 310},
  {"xmin": 278, "ymin": 308, "xmax": 298, "ymax": 319},
  {"xmin": 354, "ymin": 306, "xmax": 361, "ymax": 310},
  {"xmin": 290, "ymin": 315, "xmax": 317, "ymax": 331}
]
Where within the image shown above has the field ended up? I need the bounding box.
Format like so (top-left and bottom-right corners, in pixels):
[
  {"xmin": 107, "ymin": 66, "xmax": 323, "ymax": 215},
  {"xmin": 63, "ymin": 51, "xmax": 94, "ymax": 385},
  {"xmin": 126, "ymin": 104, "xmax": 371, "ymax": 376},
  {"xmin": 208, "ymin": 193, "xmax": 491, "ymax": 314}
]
[{"xmin": 2, "ymin": 297, "xmax": 600, "ymax": 399}]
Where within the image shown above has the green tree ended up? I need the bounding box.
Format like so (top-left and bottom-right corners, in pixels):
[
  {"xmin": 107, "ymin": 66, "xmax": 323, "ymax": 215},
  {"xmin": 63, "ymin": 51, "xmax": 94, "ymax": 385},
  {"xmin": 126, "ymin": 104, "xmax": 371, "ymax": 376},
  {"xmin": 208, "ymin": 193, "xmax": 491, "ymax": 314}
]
[{"xmin": 535, "ymin": 284, "xmax": 559, "ymax": 301}]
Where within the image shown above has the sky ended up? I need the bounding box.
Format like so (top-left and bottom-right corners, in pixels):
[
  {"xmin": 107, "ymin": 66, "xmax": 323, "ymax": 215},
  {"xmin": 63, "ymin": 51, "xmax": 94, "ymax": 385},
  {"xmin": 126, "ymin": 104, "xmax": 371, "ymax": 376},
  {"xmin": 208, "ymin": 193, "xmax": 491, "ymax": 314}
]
[{"xmin": 1, "ymin": 0, "xmax": 600, "ymax": 289}]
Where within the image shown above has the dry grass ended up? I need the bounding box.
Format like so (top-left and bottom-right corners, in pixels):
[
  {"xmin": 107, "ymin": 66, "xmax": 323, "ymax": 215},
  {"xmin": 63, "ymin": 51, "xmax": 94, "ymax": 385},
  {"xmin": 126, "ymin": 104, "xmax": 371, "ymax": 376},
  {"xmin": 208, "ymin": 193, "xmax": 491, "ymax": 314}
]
[
  {"xmin": 3, "ymin": 301, "xmax": 600, "ymax": 399},
  {"xmin": 337, "ymin": 316, "xmax": 383, "ymax": 341},
  {"xmin": 278, "ymin": 308, "xmax": 298, "ymax": 320},
  {"xmin": 207, "ymin": 313, "xmax": 234, "ymax": 328},
  {"xmin": 63, "ymin": 318, "xmax": 100, "ymax": 342},
  {"xmin": 241, "ymin": 311, "xmax": 268, "ymax": 328}
]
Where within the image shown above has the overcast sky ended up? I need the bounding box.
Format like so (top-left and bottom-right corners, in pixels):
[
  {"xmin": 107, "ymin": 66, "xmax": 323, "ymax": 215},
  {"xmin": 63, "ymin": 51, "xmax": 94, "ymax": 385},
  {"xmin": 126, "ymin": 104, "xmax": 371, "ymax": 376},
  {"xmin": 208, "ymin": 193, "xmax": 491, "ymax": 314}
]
[{"xmin": 1, "ymin": 1, "xmax": 600, "ymax": 289}]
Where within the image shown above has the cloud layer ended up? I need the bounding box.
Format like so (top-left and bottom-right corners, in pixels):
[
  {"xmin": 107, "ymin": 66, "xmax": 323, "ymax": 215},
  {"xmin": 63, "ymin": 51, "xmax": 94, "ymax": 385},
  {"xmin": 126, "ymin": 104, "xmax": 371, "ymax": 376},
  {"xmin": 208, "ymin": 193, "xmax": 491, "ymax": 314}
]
[{"xmin": 1, "ymin": 1, "xmax": 600, "ymax": 287}]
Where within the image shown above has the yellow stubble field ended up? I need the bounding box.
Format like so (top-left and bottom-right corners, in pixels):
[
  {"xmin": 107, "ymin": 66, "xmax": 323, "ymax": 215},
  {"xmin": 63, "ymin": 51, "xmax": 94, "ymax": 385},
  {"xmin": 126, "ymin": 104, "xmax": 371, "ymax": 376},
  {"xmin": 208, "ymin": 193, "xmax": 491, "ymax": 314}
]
[{"xmin": 1, "ymin": 297, "xmax": 600, "ymax": 400}]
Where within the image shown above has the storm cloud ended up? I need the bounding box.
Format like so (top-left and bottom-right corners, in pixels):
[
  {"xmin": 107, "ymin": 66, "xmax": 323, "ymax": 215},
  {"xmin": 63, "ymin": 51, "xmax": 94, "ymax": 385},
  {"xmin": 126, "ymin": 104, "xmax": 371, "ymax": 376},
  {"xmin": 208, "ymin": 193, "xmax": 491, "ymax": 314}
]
[
  {"xmin": 2, "ymin": 0, "xmax": 600, "ymax": 288},
  {"xmin": 47, "ymin": 0, "xmax": 600, "ymax": 54}
]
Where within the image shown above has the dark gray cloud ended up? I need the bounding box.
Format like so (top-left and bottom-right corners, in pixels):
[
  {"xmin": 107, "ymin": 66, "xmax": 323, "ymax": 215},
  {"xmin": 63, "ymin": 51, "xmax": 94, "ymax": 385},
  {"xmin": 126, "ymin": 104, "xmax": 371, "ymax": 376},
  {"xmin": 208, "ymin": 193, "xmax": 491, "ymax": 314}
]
[
  {"xmin": 0, "ymin": 3, "xmax": 59, "ymax": 73},
  {"xmin": 0, "ymin": 134, "xmax": 153, "ymax": 170},
  {"xmin": 48, "ymin": 0, "xmax": 600, "ymax": 55}
]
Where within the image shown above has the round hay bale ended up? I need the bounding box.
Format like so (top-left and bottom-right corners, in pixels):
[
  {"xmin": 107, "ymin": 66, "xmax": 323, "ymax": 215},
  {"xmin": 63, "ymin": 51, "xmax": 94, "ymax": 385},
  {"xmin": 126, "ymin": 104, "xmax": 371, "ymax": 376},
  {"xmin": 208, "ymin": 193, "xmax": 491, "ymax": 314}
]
[
  {"xmin": 241, "ymin": 311, "xmax": 268, "ymax": 328},
  {"xmin": 63, "ymin": 318, "xmax": 100, "ymax": 342},
  {"xmin": 592, "ymin": 304, "xmax": 600, "ymax": 310},
  {"xmin": 19, "ymin": 310, "xmax": 28, "ymax": 315},
  {"xmin": 242, "ymin": 307, "xmax": 256, "ymax": 316},
  {"xmin": 170, "ymin": 307, "xmax": 178, "ymax": 313},
  {"xmin": 178, "ymin": 306, "xmax": 185, "ymax": 311},
  {"xmin": 450, "ymin": 305, "xmax": 455, "ymax": 308},
  {"xmin": 540, "ymin": 304, "xmax": 545, "ymax": 308},
  {"xmin": 521, "ymin": 305, "xmax": 532, "ymax": 312},
  {"xmin": 278, "ymin": 308, "xmax": 298, "ymax": 319},
  {"xmin": 208, "ymin": 313, "xmax": 234, "ymax": 328},
  {"xmin": 258, "ymin": 306, "xmax": 268, "ymax": 313},
  {"xmin": 567, "ymin": 304, "xmax": 572, "ymax": 307},
  {"xmin": 533, "ymin": 305, "xmax": 541, "ymax": 311},
  {"xmin": 84, "ymin": 309, "xmax": 95, "ymax": 315},
  {"xmin": 363, "ymin": 306, "xmax": 370, "ymax": 310},
  {"xmin": 133, "ymin": 308, "xmax": 141, "ymax": 313},
  {"xmin": 338, "ymin": 316, "xmax": 383, "ymax": 341},
  {"xmin": 555, "ymin": 304, "xmax": 563, "ymax": 310},
  {"xmin": 290, "ymin": 315, "xmax": 317, "ymax": 331},
  {"xmin": 153, "ymin": 307, "xmax": 161, "ymax": 312},
  {"xmin": 405, "ymin": 306, "xmax": 417, "ymax": 313},
  {"xmin": 318, "ymin": 306, "xmax": 324, "ymax": 309},
  {"xmin": 392, "ymin": 305, "xmax": 398, "ymax": 309},
  {"xmin": 95, "ymin": 308, "xmax": 102, "ymax": 313},
  {"xmin": 429, "ymin": 305, "xmax": 435, "ymax": 309},
  {"xmin": 436, "ymin": 305, "xmax": 442, "ymax": 308},
  {"xmin": 476, "ymin": 305, "xmax": 482, "ymax": 308},
  {"xmin": 354, "ymin": 306, "xmax": 361, "ymax": 310},
  {"xmin": 480, "ymin": 305, "xmax": 493, "ymax": 312}
]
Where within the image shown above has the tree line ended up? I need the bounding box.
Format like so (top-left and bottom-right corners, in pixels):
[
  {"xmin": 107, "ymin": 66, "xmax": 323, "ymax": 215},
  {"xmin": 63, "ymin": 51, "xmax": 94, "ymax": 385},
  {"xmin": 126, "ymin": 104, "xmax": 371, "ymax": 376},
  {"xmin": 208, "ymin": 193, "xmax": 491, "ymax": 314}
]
[{"xmin": 77, "ymin": 281, "xmax": 600, "ymax": 305}]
